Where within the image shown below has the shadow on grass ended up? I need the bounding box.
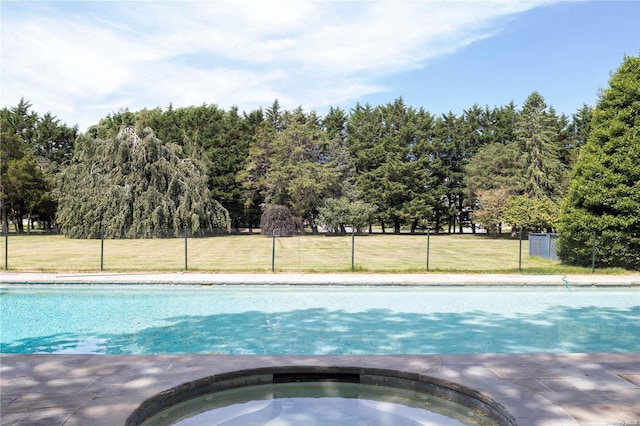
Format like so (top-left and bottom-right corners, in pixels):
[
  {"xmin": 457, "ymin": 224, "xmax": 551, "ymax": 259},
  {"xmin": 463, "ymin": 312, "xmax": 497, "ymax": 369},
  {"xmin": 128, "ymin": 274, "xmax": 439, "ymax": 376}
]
[{"xmin": 2, "ymin": 306, "xmax": 638, "ymax": 355}]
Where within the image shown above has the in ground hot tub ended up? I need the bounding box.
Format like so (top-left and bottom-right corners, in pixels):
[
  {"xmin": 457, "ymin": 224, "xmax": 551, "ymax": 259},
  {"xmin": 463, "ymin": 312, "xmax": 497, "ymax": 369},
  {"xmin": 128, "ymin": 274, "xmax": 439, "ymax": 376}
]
[{"xmin": 126, "ymin": 367, "xmax": 515, "ymax": 426}]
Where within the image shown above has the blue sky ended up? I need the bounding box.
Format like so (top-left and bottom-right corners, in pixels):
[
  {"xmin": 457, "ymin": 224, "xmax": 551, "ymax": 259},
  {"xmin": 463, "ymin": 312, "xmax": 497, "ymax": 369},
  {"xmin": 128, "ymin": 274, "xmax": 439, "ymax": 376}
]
[{"xmin": 2, "ymin": 1, "xmax": 638, "ymax": 131}]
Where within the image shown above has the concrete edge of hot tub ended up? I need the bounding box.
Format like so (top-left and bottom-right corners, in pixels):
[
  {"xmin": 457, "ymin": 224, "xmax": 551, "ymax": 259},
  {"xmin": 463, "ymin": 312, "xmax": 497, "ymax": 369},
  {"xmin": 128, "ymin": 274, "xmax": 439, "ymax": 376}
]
[{"xmin": 124, "ymin": 365, "xmax": 517, "ymax": 426}]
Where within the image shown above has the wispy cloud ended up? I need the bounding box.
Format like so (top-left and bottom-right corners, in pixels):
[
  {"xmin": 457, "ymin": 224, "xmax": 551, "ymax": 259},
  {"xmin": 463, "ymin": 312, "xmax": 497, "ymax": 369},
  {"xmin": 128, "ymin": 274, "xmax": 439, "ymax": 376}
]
[{"xmin": 1, "ymin": 1, "xmax": 550, "ymax": 130}]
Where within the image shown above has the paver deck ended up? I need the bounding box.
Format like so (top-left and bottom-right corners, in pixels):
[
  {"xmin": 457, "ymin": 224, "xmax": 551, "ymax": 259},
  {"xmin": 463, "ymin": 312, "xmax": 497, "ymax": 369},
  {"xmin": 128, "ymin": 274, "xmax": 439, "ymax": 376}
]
[{"xmin": 1, "ymin": 353, "xmax": 639, "ymax": 425}]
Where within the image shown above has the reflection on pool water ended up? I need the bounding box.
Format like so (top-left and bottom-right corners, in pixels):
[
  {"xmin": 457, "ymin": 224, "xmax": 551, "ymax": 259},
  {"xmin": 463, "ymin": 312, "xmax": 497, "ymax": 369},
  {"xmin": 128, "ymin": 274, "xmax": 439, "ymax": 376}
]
[
  {"xmin": 140, "ymin": 382, "xmax": 496, "ymax": 426},
  {"xmin": 1, "ymin": 285, "xmax": 638, "ymax": 354}
]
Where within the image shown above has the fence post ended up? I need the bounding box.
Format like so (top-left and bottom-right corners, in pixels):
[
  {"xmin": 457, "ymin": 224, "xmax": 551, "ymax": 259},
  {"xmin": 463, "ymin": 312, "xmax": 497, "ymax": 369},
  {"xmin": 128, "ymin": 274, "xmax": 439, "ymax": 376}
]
[
  {"xmin": 544, "ymin": 233, "xmax": 550, "ymax": 260},
  {"xmin": 518, "ymin": 229, "xmax": 522, "ymax": 273},
  {"xmin": 426, "ymin": 229, "xmax": 430, "ymax": 272},
  {"xmin": 271, "ymin": 231, "xmax": 276, "ymax": 272},
  {"xmin": 351, "ymin": 227, "xmax": 355, "ymax": 271},
  {"xmin": 4, "ymin": 227, "xmax": 8, "ymax": 270},
  {"xmin": 591, "ymin": 231, "xmax": 597, "ymax": 274},
  {"xmin": 184, "ymin": 225, "xmax": 188, "ymax": 271},
  {"xmin": 100, "ymin": 226, "xmax": 104, "ymax": 271}
]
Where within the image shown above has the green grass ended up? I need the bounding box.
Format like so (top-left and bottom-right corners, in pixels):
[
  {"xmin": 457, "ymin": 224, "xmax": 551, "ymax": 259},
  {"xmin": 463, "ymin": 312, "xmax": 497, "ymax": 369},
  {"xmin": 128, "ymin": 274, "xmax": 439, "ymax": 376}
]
[{"xmin": 0, "ymin": 232, "xmax": 630, "ymax": 274}]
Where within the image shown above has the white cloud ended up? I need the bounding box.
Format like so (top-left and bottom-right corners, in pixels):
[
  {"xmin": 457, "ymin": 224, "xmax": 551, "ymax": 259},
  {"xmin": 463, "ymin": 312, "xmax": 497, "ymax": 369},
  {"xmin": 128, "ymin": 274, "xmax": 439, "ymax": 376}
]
[{"xmin": 1, "ymin": 0, "xmax": 550, "ymax": 130}]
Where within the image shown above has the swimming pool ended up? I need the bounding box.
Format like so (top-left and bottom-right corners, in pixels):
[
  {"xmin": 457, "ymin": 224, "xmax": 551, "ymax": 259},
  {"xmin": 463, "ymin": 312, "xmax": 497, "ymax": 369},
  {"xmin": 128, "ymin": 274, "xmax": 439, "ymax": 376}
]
[{"xmin": 1, "ymin": 285, "xmax": 638, "ymax": 354}]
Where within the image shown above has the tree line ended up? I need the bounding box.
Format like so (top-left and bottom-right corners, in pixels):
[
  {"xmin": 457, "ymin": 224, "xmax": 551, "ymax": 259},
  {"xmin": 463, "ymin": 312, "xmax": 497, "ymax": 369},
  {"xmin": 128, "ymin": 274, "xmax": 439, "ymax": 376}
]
[
  {"xmin": 2, "ymin": 92, "xmax": 591, "ymax": 236},
  {"xmin": 0, "ymin": 94, "xmax": 588, "ymax": 234},
  {"xmin": 1, "ymin": 56, "xmax": 637, "ymax": 268}
]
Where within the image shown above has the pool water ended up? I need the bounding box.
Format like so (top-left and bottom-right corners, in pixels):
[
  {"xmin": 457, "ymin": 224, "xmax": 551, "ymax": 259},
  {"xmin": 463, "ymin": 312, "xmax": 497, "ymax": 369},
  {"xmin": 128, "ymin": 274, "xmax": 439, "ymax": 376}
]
[
  {"xmin": 140, "ymin": 382, "xmax": 496, "ymax": 426},
  {"xmin": 1, "ymin": 285, "xmax": 638, "ymax": 354}
]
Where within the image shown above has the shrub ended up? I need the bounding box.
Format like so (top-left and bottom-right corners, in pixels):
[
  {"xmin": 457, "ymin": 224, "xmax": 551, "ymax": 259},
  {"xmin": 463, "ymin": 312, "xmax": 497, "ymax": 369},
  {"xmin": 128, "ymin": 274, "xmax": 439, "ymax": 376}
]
[{"xmin": 260, "ymin": 205, "xmax": 300, "ymax": 236}]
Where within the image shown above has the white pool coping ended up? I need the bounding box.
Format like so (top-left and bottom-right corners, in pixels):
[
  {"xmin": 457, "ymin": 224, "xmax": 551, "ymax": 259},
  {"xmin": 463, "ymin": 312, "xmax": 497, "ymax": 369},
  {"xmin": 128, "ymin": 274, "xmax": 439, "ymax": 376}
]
[{"xmin": 2, "ymin": 271, "xmax": 640, "ymax": 286}]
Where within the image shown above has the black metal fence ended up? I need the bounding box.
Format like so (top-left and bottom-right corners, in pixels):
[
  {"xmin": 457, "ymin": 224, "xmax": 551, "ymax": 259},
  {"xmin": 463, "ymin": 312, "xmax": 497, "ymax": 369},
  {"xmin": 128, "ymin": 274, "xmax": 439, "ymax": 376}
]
[{"xmin": 0, "ymin": 228, "xmax": 594, "ymax": 273}]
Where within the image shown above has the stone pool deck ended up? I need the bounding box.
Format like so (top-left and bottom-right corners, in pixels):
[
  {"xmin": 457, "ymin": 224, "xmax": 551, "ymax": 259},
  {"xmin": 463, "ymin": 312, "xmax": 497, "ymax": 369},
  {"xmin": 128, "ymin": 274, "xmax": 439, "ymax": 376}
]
[
  {"xmin": 1, "ymin": 353, "xmax": 639, "ymax": 426},
  {"xmin": 1, "ymin": 273, "xmax": 639, "ymax": 425}
]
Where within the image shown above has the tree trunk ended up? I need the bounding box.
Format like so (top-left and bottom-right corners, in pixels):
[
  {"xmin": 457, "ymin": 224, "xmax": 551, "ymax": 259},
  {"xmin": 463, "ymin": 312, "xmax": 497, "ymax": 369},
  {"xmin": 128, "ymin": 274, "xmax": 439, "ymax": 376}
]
[
  {"xmin": 1, "ymin": 205, "xmax": 7, "ymax": 234},
  {"xmin": 434, "ymin": 211, "xmax": 441, "ymax": 234},
  {"xmin": 14, "ymin": 211, "xmax": 24, "ymax": 233}
]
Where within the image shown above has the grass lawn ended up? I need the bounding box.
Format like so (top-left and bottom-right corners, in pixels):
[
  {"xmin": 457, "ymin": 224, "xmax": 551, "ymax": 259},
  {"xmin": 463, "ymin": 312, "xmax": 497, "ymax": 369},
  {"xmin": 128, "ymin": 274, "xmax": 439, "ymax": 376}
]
[{"xmin": 1, "ymin": 232, "xmax": 626, "ymax": 274}]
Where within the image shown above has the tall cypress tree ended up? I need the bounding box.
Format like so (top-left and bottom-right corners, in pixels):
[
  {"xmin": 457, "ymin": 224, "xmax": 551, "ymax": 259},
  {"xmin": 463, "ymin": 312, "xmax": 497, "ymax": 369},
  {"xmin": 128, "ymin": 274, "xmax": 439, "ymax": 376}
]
[{"xmin": 557, "ymin": 55, "xmax": 640, "ymax": 269}]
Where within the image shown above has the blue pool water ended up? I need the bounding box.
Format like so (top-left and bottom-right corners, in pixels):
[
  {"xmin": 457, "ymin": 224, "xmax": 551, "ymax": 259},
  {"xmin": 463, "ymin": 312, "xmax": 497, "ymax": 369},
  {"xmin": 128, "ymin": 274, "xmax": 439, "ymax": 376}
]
[{"xmin": 1, "ymin": 285, "xmax": 638, "ymax": 355}]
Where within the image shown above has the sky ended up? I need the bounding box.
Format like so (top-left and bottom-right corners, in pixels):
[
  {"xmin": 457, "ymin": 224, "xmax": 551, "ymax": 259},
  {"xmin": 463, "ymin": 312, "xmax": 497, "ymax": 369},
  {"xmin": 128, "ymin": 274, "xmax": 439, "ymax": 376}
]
[{"xmin": 2, "ymin": 0, "xmax": 639, "ymax": 132}]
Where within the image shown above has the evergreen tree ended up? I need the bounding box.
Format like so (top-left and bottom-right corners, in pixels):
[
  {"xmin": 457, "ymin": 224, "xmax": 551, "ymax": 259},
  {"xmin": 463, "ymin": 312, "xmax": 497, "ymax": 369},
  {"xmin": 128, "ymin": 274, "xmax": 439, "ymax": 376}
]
[
  {"xmin": 240, "ymin": 108, "xmax": 338, "ymax": 232},
  {"xmin": 432, "ymin": 112, "xmax": 466, "ymax": 233},
  {"xmin": 35, "ymin": 112, "xmax": 77, "ymax": 168},
  {"xmin": 516, "ymin": 92, "xmax": 564, "ymax": 198},
  {"xmin": 265, "ymin": 116, "xmax": 332, "ymax": 231},
  {"xmin": 1, "ymin": 100, "xmax": 77, "ymax": 232},
  {"xmin": 0, "ymin": 138, "xmax": 48, "ymax": 233},
  {"xmin": 465, "ymin": 142, "xmax": 523, "ymax": 197},
  {"xmin": 563, "ymin": 104, "xmax": 593, "ymax": 167},
  {"xmin": 56, "ymin": 125, "xmax": 229, "ymax": 238},
  {"xmin": 322, "ymin": 106, "xmax": 348, "ymax": 142},
  {"xmin": 558, "ymin": 55, "xmax": 640, "ymax": 269},
  {"xmin": 344, "ymin": 103, "xmax": 386, "ymax": 229},
  {"xmin": 346, "ymin": 99, "xmax": 436, "ymax": 233},
  {"xmin": 238, "ymin": 114, "xmax": 273, "ymax": 226},
  {"xmin": 491, "ymin": 102, "xmax": 518, "ymax": 145},
  {"xmin": 236, "ymin": 108, "xmax": 265, "ymax": 229}
]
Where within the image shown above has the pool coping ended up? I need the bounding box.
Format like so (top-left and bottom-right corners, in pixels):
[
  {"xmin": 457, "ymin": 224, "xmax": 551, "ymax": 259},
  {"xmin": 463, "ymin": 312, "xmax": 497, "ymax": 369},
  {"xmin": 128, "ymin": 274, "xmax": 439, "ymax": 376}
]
[{"xmin": 2, "ymin": 271, "xmax": 640, "ymax": 286}]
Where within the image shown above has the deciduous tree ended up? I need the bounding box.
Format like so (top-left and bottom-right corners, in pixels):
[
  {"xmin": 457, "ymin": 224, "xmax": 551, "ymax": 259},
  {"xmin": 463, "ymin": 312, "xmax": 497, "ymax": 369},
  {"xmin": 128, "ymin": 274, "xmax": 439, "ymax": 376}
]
[{"xmin": 471, "ymin": 188, "xmax": 510, "ymax": 237}]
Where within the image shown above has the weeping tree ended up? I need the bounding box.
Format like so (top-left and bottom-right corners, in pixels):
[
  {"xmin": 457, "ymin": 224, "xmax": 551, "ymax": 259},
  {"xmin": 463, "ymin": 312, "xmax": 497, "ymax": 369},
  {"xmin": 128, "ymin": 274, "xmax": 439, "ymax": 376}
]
[{"xmin": 56, "ymin": 125, "xmax": 229, "ymax": 238}]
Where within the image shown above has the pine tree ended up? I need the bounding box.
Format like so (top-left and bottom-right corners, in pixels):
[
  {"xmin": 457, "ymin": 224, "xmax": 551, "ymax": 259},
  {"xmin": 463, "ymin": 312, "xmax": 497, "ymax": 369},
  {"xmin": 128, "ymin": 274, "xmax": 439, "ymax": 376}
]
[
  {"xmin": 557, "ymin": 55, "xmax": 640, "ymax": 269},
  {"xmin": 516, "ymin": 92, "xmax": 564, "ymax": 198}
]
